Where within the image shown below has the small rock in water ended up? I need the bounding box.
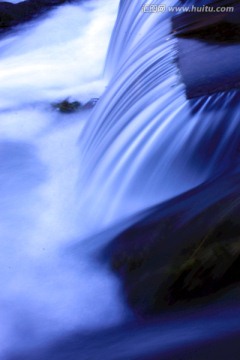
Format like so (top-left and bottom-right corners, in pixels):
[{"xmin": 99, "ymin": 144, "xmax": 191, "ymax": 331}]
[
  {"xmin": 52, "ymin": 98, "xmax": 99, "ymax": 113},
  {"xmin": 52, "ymin": 99, "xmax": 82, "ymax": 113},
  {"xmin": 82, "ymin": 98, "xmax": 99, "ymax": 109}
]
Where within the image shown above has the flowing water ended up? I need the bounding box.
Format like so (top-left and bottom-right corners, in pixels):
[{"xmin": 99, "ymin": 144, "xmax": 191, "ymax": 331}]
[
  {"xmin": 1, "ymin": 0, "xmax": 240, "ymax": 358},
  {"xmin": 0, "ymin": 1, "xmax": 127, "ymax": 357},
  {"xmin": 79, "ymin": 0, "xmax": 240, "ymax": 225}
]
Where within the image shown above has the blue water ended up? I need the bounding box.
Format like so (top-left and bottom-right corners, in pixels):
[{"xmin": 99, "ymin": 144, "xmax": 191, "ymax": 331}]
[
  {"xmin": 79, "ymin": 0, "xmax": 240, "ymax": 224},
  {"xmin": 1, "ymin": 0, "xmax": 240, "ymax": 359},
  {"xmin": 0, "ymin": 1, "xmax": 127, "ymax": 358}
]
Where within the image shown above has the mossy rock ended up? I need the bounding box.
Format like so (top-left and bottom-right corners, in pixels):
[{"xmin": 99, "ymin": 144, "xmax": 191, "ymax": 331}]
[{"xmin": 165, "ymin": 239, "xmax": 240, "ymax": 305}]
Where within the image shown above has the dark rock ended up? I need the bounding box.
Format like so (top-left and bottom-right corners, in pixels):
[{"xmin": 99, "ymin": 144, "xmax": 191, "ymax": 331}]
[
  {"xmin": 52, "ymin": 99, "xmax": 82, "ymax": 113},
  {"xmin": 166, "ymin": 239, "xmax": 240, "ymax": 305},
  {"xmin": 172, "ymin": 1, "xmax": 240, "ymax": 98},
  {"xmin": 107, "ymin": 172, "xmax": 240, "ymax": 316},
  {"xmin": 0, "ymin": 0, "xmax": 72, "ymax": 30},
  {"xmin": 172, "ymin": 1, "xmax": 240, "ymax": 40},
  {"xmin": 52, "ymin": 97, "xmax": 99, "ymax": 113}
]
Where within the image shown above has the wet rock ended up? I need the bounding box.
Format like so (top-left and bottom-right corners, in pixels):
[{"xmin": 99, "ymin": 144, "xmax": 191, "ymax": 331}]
[
  {"xmin": 172, "ymin": 1, "xmax": 240, "ymax": 98},
  {"xmin": 0, "ymin": 0, "xmax": 72, "ymax": 29},
  {"xmin": 52, "ymin": 99, "xmax": 82, "ymax": 113},
  {"xmin": 107, "ymin": 172, "xmax": 240, "ymax": 316},
  {"xmin": 166, "ymin": 239, "xmax": 240, "ymax": 305},
  {"xmin": 52, "ymin": 98, "xmax": 99, "ymax": 113},
  {"xmin": 172, "ymin": 1, "xmax": 240, "ymax": 40}
]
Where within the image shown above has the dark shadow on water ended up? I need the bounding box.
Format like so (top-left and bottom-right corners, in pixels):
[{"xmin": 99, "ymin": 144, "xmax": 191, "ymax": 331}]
[{"xmin": 9, "ymin": 303, "xmax": 240, "ymax": 360}]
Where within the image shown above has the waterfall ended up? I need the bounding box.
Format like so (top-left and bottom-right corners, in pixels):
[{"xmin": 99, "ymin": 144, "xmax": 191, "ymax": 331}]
[
  {"xmin": 79, "ymin": 0, "xmax": 240, "ymax": 227},
  {"xmin": 1, "ymin": 0, "xmax": 240, "ymax": 358}
]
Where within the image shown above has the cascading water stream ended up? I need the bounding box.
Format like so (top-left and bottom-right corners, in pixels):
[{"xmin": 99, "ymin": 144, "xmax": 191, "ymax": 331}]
[
  {"xmin": 79, "ymin": 0, "xmax": 240, "ymax": 226},
  {"xmin": 1, "ymin": 0, "xmax": 240, "ymax": 358}
]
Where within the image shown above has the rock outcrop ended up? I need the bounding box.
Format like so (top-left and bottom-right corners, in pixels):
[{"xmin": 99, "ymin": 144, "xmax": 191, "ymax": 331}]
[{"xmin": 107, "ymin": 171, "xmax": 240, "ymax": 316}]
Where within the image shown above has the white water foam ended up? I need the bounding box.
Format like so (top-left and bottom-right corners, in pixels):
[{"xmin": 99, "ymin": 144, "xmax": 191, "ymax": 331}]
[{"xmin": 0, "ymin": 0, "xmax": 126, "ymax": 358}]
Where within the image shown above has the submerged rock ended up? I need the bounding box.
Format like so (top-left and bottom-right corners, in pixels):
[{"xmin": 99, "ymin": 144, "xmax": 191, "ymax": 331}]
[{"xmin": 82, "ymin": 98, "xmax": 99, "ymax": 109}]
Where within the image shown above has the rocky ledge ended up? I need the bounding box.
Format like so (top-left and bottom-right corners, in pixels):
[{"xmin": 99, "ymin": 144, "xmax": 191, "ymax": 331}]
[{"xmin": 106, "ymin": 171, "xmax": 240, "ymax": 316}]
